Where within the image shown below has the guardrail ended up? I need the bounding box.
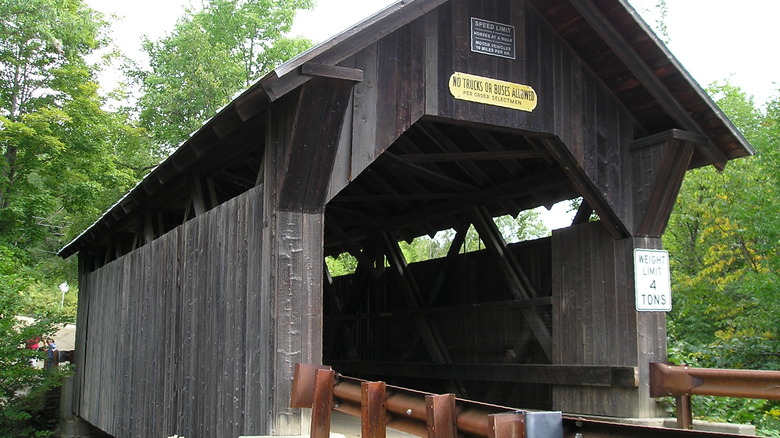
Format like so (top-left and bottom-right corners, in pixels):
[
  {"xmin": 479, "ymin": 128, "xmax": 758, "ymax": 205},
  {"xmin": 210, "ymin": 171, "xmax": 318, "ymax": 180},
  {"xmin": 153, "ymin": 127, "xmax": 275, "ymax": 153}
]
[
  {"xmin": 292, "ymin": 363, "xmax": 757, "ymax": 438},
  {"xmin": 649, "ymin": 362, "xmax": 780, "ymax": 429},
  {"xmin": 291, "ymin": 363, "xmax": 563, "ymax": 438}
]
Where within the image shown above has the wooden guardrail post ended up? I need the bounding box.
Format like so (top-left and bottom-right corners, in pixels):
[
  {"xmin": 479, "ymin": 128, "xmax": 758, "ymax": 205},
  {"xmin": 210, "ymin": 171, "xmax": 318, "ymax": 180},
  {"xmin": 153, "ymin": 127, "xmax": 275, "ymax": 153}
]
[
  {"xmin": 488, "ymin": 412, "xmax": 525, "ymax": 438},
  {"xmin": 362, "ymin": 381, "xmax": 387, "ymax": 438},
  {"xmin": 425, "ymin": 393, "xmax": 457, "ymax": 438},
  {"xmin": 311, "ymin": 368, "xmax": 336, "ymax": 438},
  {"xmin": 292, "ymin": 363, "xmax": 565, "ymax": 438},
  {"xmin": 676, "ymin": 395, "xmax": 692, "ymax": 430}
]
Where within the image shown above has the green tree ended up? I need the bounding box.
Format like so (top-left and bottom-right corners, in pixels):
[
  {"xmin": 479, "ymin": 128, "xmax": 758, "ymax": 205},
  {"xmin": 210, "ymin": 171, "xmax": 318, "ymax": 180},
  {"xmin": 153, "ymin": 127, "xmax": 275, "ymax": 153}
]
[
  {"xmin": 0, "ymin": 0, "xmax": 105, "ymax": 209},
  {"xmin": 132, "ymin": 0, "xmax": 314, "ymax": 150},
  {"xmin": 664, "ymin": 83, "xmax": 780, "ymax": 435},
  {"xmin": 0, "ymin": 256, "xmax": 67, "ymax": 436},
  {"xmin": 1, "ymin": 0, "xmax": 157, "ymax": 316}
]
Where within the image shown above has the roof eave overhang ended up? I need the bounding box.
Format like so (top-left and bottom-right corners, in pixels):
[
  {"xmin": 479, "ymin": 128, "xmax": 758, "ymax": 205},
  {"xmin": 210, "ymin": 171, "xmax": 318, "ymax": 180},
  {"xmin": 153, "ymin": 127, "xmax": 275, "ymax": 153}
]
[
  {"xmin": 58, "ymin": 0, "xmax": 448, "ymax": 259},
  {"xmin": 59, "ymin": 0, "xmax": 755, "ymax": 259}
]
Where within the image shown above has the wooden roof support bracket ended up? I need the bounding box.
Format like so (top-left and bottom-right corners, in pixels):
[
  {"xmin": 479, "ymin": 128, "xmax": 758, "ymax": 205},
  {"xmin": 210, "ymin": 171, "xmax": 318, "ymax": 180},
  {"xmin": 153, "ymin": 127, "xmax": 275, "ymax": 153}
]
[
  {"xmin": 302, "ymin": 62, "xmax": 364, "ymax": 82},
  {"xmin": 631, "ymin": 129, "xmax": 700, "ymax": 237},
  {"xmin": 630, "ymin": 129, "xmax": 722, "ymax": 169},
  {"xmin": 278, "ymin": 75, "xmax": 356, "ymax": 212},
  {"xmin": 538, "ymin": 137, "xmax": 629, "ymax": 240}
]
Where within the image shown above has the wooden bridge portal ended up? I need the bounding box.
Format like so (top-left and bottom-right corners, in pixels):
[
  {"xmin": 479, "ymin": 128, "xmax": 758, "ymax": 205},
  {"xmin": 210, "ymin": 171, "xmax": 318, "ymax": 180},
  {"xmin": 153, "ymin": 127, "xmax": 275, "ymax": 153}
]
[{"xmin": 59, "ymin": 0, "xmax": 753, "ymax": 436}]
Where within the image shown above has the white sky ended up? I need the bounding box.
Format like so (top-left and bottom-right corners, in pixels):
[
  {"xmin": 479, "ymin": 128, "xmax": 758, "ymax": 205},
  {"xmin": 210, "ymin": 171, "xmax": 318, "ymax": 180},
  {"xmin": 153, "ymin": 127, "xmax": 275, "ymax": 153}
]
[{"xmin": 85, "ymin": 0, "xmax": 779, "ymax": 230}]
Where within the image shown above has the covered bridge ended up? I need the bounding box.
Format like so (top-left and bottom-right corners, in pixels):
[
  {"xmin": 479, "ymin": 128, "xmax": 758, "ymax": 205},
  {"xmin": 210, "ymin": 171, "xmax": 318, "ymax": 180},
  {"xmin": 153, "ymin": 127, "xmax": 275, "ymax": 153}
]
[{"xmin": 59, "ymin": 0, "xmax": 753, "ymax": 436}]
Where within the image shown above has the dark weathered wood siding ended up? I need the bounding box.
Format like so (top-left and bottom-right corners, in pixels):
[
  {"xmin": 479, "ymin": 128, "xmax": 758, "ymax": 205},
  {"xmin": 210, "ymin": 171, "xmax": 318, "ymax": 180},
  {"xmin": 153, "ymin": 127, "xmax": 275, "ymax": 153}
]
[
  {"xmin": 330, "ymin": 0, "xmax": 636, "ymax": 232},
  {"xmin": 325, "ymin": 237, "xmax": 553, "ymax": 408},
  {"xmin": 552, "ymin": 222, "xmax": 666, "ymax": 417},
  {"xmin": 76, "ymin": 186, "xmax": 269, "ymax": 437}
]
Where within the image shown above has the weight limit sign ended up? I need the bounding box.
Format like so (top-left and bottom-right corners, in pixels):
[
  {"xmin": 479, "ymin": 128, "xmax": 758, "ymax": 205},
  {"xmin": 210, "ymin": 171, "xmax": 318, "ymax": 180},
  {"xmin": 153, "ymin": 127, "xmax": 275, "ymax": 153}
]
[{"xmin": 634, "ymin": 248, "xmax": 671, "ymax": 312}]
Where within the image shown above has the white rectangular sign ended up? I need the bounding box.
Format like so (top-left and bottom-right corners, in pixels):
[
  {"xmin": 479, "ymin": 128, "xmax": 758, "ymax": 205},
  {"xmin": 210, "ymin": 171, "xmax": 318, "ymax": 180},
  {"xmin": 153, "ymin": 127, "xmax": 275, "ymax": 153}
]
[{"xmin": 634, "ymin": 249, "xmax": 671, "ymax": 311}]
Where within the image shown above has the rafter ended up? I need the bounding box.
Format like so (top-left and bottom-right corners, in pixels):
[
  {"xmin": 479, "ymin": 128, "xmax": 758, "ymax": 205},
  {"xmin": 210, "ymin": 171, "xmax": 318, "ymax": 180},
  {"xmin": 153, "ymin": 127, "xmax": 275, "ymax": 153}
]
[
  {"xmin": 400, "ymin": 150, "xmax": 551, "ymax": 163},
  {"xmin": 567, "ymin": 0, "xmax": 728, "ymax": 170}
]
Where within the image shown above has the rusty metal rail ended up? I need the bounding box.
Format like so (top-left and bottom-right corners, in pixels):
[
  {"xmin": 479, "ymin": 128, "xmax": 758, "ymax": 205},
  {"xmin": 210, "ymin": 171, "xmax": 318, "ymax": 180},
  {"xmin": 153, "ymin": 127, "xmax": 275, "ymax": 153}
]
[
  {"xmin": 291, "ymin": 363, "xmax": 753, "ymax": 438},
  {"xmin": 650, "ymin": 362, "xmax": 780, "ymax": 429}
]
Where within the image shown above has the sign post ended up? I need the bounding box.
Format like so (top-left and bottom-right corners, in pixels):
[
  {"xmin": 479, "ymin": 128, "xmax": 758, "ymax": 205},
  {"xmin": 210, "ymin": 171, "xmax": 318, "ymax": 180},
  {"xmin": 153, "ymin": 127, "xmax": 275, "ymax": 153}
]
[
  {"xmin": 59, "ymin": 282, "xmax": 69, "ymax": 310},
  {"xmin": 634, "ymin": 249, "xmax": 671, "ymax": 311}
]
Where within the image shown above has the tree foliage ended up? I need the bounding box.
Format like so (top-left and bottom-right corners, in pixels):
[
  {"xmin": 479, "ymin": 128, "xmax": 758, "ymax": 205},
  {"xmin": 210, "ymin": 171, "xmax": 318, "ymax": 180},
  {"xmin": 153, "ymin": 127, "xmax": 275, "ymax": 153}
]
[
  {"xmin": 0, "ymin": 297, "xmax": 67, "ymax": 436},
  {"xmin": 132, "ymin": 0, "xmax": 314, "ymax": 150},
  {"xmin": 664, "ymin": 83, "xmax": 780, "ymax": 435},
  {"xmin": 326, "ymin": 211, "xmax": 549, "ymax": 276},
  {"xmin": 1, "ymin": 0, "xmax": 157, "ymax": 313}
]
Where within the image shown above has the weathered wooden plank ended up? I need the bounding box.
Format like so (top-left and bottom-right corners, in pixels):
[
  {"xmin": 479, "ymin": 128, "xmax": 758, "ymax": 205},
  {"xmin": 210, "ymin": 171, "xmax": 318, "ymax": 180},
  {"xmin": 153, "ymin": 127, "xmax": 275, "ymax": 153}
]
[
  {"xmin": 278, "ymin": 76, "xmax": 355, "ymax": 212},
  {"xmin": 423, "ymin": 9, "xmax": 439, "ymax": 117},
  {"xmin": 409, "ymin": 17, "xmax": 427, "ymax": 126},
  {"xmin": 244, "ymin": 185, "xmax": 268, "ymax": 434},
  {"xmin": 301, "ymin": 62, "xmax": 364, "ymax": 82},
  {"xmin": 327, "ymin": 57, "xmax": 356, "ymax": 202},
  {"xmin": 375, "ymin": 29, "xmax": 401, "ymax": 155},
  {"xmin": 552, "ymin": 222, "xmax": 667, "ymax": 417},
  {"xmin": 351, "ymin": 43, "xmax": 379, "ymax": 179}
]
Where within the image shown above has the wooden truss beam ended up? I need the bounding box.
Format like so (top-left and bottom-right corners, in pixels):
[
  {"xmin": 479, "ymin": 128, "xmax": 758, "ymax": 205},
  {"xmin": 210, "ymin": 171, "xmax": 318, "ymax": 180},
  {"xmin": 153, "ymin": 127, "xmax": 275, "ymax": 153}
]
[
  {"xmin": 380, "ymin": 231, "xmax": 468, "ymax": 396},
  {"xmin": 381, "ymin": 152, "xmax": 478, "ymax": 192},
  {"xmin": 466, "ymin": 128, "xmax": 526, "ymax": 176},
  {"xmin": 469, "ymin": 206, "xmax": 552, "ymax": 361},
  {"xmin": 399, "ymin": 150, "xmax": 551, "ymax": 163},
  {"xmin": 630, "ymin": 129, "xmax": 697, "ymax": 237},
  {"xmin": 416, "ymin": 122, "xmax": 492, "ymax": 187},
  {"xmin": 398, "ymin": 224, "xmax": 468, "ymax": 362},
  {"xmin": 538, "ymin": 137, "xmax": 628, "ymax": 239}
]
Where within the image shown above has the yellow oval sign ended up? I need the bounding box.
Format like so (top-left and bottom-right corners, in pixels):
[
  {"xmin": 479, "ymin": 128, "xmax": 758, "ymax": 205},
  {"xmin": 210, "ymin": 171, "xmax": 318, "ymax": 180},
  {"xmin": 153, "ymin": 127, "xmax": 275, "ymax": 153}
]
[{"xmin": 448, "ymin": 72, "xmax": 538, "ymax": 112}]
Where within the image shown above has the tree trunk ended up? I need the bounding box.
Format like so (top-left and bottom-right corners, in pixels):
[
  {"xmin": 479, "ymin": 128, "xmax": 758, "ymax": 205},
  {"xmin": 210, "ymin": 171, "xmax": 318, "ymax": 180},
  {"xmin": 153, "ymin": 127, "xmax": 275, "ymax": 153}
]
[{"xmin": 0, "ymin": 145, "xmax": 17, "ymax": 209}]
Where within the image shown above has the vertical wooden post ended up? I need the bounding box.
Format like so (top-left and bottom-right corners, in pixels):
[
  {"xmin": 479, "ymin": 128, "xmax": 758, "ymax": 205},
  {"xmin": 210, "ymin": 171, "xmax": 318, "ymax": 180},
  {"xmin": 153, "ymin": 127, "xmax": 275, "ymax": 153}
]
[
  {"xmin": 263, "ymin": 95, "xmax": 327, "ymax": 435},
  {"xmin": 425, "ymin": 394, "xmax": 457, "ymax": 438},
  {"xmin": 489, "ymin": 412, "xmax": 525, "ymax": 438},
  {"xmin": 676, "ymin": 395, "xmax": 693, "ymax": 430},
  {"xmin": 361, "ymin": 381, "xmax": 387, "ymax": 438},
  {"xmin": 311, "ymin": 368, "xmax": 335, "ymax": 438}
]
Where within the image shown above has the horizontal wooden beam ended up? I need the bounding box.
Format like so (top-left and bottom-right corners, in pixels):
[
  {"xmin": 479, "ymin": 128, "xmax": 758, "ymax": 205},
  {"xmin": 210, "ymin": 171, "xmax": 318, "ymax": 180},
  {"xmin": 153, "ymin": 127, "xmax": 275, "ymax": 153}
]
[
  {"xmin": 302, "ymin": 62, "xmax": 364, "ymax": 82},
  {"xmin": 381, "ymin": 152, "xmax": 478, "ymax": 192},
  {"xmin": 400, "ymin": 150, "xmax": 551, "ymax": 163},
  {"xmin": 326, "ymin": 361, "xmax": 638, "ymax": 388},
  {"xmin": 629, "ymin": 129, "xmax": 708, "ymax": 151},
  {"xmin": 377, "ymin": 168, "xmax": 569, "ymax": 230},
  {"xmin": 325, "ymin": 297, "xmax": 552, "ymax": 322}
]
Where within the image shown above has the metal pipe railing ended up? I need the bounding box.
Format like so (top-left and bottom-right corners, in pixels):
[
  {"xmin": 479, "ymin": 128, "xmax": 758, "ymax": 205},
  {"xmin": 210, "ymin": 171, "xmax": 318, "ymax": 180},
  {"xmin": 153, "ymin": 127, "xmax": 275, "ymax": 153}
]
[
  {"xmin": 291, "ymin": 363, "xmax": 756, "ymax": 438},
  {"xmin": 650, "ymin": 362, "xmax": 780, "ymax": 429}
]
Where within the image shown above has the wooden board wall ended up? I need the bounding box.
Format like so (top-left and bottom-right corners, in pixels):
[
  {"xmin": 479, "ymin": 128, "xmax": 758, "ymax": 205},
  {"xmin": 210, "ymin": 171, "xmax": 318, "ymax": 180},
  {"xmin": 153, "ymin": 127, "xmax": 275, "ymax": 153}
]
[
  {"xmin": 325, "ymin": 237, "xmax": 553, "ymax": 409},
  {"xmin": 328, "ymin": 0, "xmax": 637, "ymax": 233},
  {"xmin": 551, "ymin": 222, "xmax": 667, "ymax": 417},
  {"xmin": 75, "ymin": 186, "xmax": 270, "ymax": 437}
]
